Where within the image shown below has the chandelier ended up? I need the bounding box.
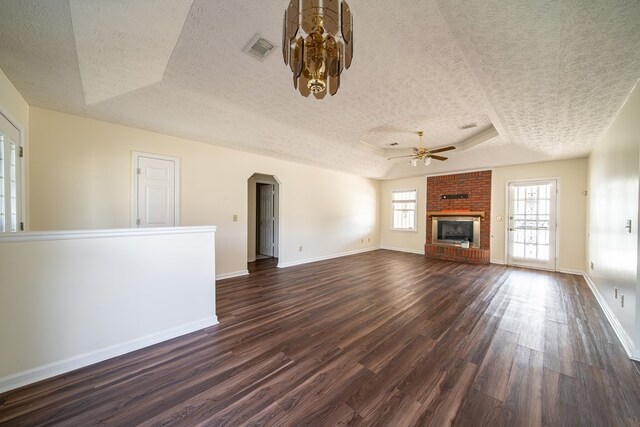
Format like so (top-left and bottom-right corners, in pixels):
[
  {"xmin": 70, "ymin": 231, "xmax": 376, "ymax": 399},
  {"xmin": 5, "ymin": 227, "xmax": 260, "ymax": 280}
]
[{"xmin": 282, "ymin": 0, "xmax": 353, "ymax": 99}]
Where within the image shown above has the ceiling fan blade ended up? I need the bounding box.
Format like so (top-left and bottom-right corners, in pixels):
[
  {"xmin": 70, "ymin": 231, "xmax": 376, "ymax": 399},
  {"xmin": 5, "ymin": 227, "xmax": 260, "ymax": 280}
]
[
  {"xmin": 387, "ymin": 155, "xmax": 413, "ymax": 160},
  {"xmin": 429, "ymin": 155, "xmax": 448, "ymax": 161},
  {"xmin": 429, "ymin": 146, "xmax": 456, "ymax": 154}
]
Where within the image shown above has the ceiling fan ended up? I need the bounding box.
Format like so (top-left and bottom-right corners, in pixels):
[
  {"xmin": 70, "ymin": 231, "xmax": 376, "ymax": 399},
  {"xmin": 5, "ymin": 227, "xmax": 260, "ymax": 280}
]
[{"xmin": 387, "ymin": 131, "xmax": 456, "ymax": 166}]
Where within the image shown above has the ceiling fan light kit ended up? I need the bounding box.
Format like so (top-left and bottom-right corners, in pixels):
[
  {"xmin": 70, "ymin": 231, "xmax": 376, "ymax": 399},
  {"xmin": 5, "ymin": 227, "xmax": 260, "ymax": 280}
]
[
  {"xmin": 390, "ymin": 131, "xmax": 456, "ymax": 167},
  {"xmin": 282, "ymin": 0, "xmax": 354, "ymax": 99}
]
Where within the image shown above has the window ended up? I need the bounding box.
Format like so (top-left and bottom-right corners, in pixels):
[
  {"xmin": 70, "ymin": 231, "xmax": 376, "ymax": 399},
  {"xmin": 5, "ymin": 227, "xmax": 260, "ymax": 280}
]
[
  {"xmin": 391, "ymin": 189, "xmax": 417, "ymax": 230},
  {"xmin": 0, "ymin": 112, "xmax": 22, "ymax": 233}
]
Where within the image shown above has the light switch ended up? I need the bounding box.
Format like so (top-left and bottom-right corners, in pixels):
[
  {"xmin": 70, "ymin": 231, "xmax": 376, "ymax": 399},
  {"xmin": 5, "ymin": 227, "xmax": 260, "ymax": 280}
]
[{"xmin": 233, "ymin": 214, "xmax": 238, "ymax": 222}]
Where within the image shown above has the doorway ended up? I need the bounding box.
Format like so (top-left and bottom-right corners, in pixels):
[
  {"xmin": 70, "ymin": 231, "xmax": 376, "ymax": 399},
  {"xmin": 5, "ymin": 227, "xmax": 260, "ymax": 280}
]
[
  {"xmin": 248, "ymin": 174, "xmax": 280, "ymax": 266},
  {"xmin": 507, "ymin": 179, "xmax": 557, "ymax": 270},
  {"xmin": 257, "ymin": 183, "xmax": 275, "ymax": 258}
]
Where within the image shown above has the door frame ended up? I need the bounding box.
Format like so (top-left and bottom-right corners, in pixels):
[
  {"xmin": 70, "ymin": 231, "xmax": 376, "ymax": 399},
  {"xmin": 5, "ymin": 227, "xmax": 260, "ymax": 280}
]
[
  {"xmin": 0, "ymin": 104, "xmax": 26, "ymax": 232},
  {"xmin": 504, "ymin": 177, "xmax": 560, "ymax": 271},
  {"xmin": 131, "ymin": 151, "xmax": 180, "ymax": 228},
  {"xmin": 247, "ymin": 173, "xmax": 281, "ymax": 262}
]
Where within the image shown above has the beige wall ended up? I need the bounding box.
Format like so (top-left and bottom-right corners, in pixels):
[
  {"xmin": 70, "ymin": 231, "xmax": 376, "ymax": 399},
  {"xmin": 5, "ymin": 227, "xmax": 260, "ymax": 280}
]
[
  {"xmin": 379, "ymin": 176, "xmax": 426, "ymax": 254},
  {"xmin": 0, "ymin": 67, "xmax": 30, "ymax": 228},
  {"xmin": 587, "ymin": 83, "xmax": 640, "ymax": 355},
  {"xmin": 29, "ymin": 107, "xmax": 380, "ymax": 276},
  {"xmin": 490, "ymin": 159, "xmax": 588, "ymax": 272}
]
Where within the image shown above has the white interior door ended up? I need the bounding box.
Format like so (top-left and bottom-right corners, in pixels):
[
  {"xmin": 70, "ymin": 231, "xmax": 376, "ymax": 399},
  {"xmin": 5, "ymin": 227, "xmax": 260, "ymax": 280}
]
[
  {"xmin": 135, "ymin": 155, "xmax": 177, "ymax": 227},
  {"xmin": 507, "ymin": 180, "xmax": 557, "ymax": 270},
  {"xmin": 258, "ymin": 183, "xmax": 275, "ymax": 256}
]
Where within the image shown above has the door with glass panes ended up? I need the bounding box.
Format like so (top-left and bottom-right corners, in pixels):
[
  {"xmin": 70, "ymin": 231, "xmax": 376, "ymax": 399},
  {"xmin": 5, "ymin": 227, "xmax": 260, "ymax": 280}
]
[
  {"xmin": 0, "ymin": 112, "xmax": 22, "ymax": 233},
  {"xmin": 507, "ymin": 180, "xmax": 557, "ymax": 270}
]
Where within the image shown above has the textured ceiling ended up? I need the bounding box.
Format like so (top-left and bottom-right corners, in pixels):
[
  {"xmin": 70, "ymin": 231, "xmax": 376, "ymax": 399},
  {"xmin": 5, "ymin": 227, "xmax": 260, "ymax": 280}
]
[
  {"xmin": 69, "ymin": 0, "xmax": 194, "ymax": 105},
  {"xmin": 0, "ymin": 0, "xmax": 638, "ymax": 179}
]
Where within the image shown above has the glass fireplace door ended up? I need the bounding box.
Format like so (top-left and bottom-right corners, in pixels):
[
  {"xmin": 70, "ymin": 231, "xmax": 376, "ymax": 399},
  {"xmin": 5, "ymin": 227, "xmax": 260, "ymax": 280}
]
[{"xmin": 507, "ymin": 180, "xmax": 557, "ymax": 270}]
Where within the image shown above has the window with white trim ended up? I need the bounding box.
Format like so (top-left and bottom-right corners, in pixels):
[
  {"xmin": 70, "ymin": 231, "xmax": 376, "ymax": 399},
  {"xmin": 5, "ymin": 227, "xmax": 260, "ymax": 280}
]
[
  {"xmin": 0, "ymin": 112, "xmax": 22, "ymax": 233},
  {"xmin": 391, "ymin": 189, "xmax": 417, "ymax": 230}
]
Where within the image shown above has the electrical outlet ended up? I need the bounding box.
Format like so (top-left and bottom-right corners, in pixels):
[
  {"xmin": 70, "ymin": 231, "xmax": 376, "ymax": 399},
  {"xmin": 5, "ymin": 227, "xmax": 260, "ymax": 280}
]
[
  {"xmin": 590, "ymin": 261, "xmax": 594, "ymax": 270},
  {"xmin": 361, "ymin": 238, "xmax": 364, "ymax": 243},
  {"xmin": 621, "ymin": 294, "xmax": 624, "ymax": 308},
  {"xmin": 368, "ymin": 237, "xmax": 370, "ymax": 243},
  {"xmin": 299, "ymin": 246, "xmax": 303, "ymax": 252},
  {"xmin": 615, "ymin": 288, "xmax": 618, "ymax": 298},
  {"xmin": 233, "ymin": 214, "xmax": 238, "ymax": 222}
]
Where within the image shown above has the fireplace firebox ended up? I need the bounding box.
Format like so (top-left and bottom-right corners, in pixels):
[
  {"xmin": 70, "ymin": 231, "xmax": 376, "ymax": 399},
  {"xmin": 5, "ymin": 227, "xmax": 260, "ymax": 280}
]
[{"xmin": 431, "ymin": 216, "xmax": 480, "ymax": 248}]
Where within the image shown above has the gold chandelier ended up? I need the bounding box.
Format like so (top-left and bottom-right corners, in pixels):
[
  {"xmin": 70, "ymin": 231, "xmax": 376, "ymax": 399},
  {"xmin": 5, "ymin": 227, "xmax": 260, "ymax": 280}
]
[{"xmin": 282, "ymin": 0, "xmax": 353, "ymax": 99}]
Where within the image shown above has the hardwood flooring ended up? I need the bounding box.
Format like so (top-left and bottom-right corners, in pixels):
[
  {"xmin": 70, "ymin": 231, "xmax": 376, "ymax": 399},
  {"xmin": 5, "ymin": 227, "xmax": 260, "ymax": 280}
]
[{"xmin": 1, "ymin": 250, "xmax": 639, "ymax": 426}]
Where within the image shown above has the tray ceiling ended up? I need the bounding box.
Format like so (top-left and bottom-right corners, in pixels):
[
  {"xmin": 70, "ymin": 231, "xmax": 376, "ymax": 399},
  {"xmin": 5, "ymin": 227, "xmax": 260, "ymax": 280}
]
[{"xmin": 0, "ymin": 0, "xmax": 638, "ymax": 179}]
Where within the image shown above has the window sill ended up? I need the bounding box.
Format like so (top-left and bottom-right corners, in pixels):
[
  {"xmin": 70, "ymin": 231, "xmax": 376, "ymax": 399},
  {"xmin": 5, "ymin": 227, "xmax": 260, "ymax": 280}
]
[{"xmin": 391, "ymin": 228, "xmax": 418, "ymax": 233}]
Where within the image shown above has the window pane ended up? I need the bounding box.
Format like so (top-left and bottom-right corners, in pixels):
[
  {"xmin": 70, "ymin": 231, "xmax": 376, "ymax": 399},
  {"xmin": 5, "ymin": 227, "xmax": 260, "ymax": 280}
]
[
  {"xmin": 514, "ymin": 243, "xmax": 525, "ymax": 257},
  {"xmin": 511, "ymin": 183, "xmax": 553, "ymax": 261},
  {"xmin": 538, "ymin": 245, "xmax": 549, "ymax": 261},
  {"xmin": 392, "ymin": 190, "xmax": 417, "ymax": 229}
]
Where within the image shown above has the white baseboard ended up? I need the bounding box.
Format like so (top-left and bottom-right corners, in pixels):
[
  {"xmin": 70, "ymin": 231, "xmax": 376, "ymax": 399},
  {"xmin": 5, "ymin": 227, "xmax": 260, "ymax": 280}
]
[
  {"xmin": 583, "ymin": 274, "xmax": 638, "ymax": 361},
  {"xmin": 379, "ymin": 245, "xmax": 425, "ymax": 255},
  {"xmin": 559, "ymin": 268, "xmax": 584, "ymax": 275},
  {"xmin": 490, "ymin": 259, "xmax": 506, "ymax": 265},
  {"xmin": 216, "ymin": 270, "xmax": 249, "ymax": 280},
  {"xmin": 0, "ymin": 316, "xmax": 218, "ymax": 394},
  {"xmin": 278, "ymin": 246, "xmax": 379, "ymax": 268}
]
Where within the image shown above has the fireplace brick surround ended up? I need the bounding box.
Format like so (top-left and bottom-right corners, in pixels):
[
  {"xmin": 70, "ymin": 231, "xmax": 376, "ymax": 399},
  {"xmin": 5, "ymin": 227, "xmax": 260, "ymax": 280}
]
[{"xmin": 425, "ymin": 171, "xmax": 491, "ymax": 264}]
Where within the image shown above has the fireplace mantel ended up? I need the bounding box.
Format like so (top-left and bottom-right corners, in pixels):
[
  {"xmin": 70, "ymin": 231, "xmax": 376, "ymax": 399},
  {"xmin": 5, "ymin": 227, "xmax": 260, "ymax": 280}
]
[{"xmin": 428, "ymin": 211, "xmax": 485, "ymax": 219}]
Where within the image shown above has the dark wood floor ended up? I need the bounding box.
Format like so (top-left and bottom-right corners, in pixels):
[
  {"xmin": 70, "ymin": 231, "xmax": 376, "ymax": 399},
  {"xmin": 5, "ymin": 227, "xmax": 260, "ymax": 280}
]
[{"xmin": 1, "ymin": 250, "xmax": 639, "ymax": 426}]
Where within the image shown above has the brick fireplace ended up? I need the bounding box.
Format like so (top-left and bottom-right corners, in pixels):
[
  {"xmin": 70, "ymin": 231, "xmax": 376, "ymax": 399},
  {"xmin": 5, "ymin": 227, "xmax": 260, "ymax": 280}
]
[{"xmin": 425, "ymin": 171, "xmax": 491, "ymax": 264}]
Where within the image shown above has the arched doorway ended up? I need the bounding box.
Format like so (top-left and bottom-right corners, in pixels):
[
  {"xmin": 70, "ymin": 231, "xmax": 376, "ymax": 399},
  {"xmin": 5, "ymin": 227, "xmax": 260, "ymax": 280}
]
[{"xmin": 247, "ymin": 173, "xmax": 281, "ymax": 271}]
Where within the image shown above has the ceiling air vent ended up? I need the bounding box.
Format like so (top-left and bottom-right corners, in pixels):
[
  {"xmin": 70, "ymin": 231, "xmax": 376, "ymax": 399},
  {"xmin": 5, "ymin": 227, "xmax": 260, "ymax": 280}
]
[
  {"xmin": 458, "ymin": 122, "xmax": 478, "ymax": 130},
  {"xmin": 243, "ymin": 34, "xmax": 276, "ymax": 61}
]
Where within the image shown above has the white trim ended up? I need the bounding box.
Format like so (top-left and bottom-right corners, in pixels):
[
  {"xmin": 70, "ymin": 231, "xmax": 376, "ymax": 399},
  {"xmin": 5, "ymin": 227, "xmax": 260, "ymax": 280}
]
[
  {"xmin": 507, "ymin": 261, "xmax": 556, "ymax": 272},
  {"xmin": 490, "ymin": 259, "xmax": 506, "ymax": 265},
  {"xmin": 0, "ymin": 105, "xmax": 26, "ymax": 232},
  {"xmin": 380, "ymin": 245, "xmax": 425, "ymax": 255},
  {"xmin": 0, "ymin": 316, "xmax": 218, "ymax": 394},
  {"xmin": 505, "ymin": 177, "xmax": 560, "ymax": 271},
  {"xmin": 248, "ymin": 173, "xmax": 282, "ymax": 262},
  {"xmin": 558, "ymin": 268, "xmax": 584, "ymax": 275},
  {"xmin": 391, "ymin": 188, "xmax": 418, "ymax": 231},
  {"xmin": 583, "ymin": 274, "xmax": 639, "ymax": 361},
  {"xmin": 0, "ymin": 226, "xmax": 216, "ymax": 243},
  {"xmin": 131, "ymin": 151, "xmax": 181, "ymax": 228},
  {"xmin": 216, "ymin": 270, "xmax": 249, "ymax": 280},
  {"xmin": 278, "ymin": 246, "xmax": 379, "ymax": 268}
]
